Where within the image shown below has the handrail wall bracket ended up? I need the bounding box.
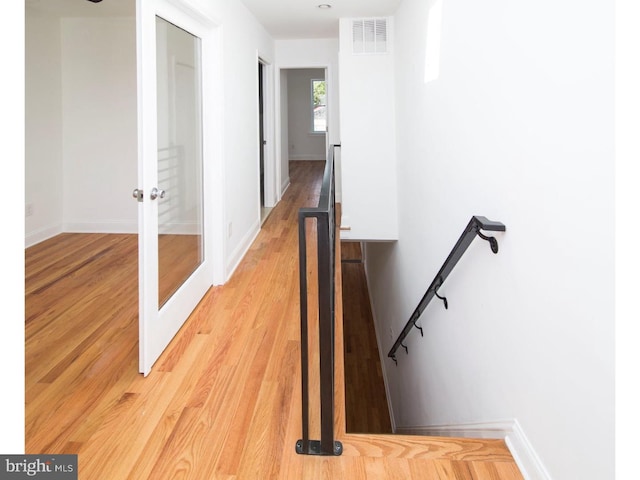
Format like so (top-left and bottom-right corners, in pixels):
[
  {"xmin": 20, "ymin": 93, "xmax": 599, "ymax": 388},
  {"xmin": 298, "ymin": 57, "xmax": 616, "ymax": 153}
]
[{"xmin": 387, "ymin": 216, "xmax": 505, "ymax": 364}]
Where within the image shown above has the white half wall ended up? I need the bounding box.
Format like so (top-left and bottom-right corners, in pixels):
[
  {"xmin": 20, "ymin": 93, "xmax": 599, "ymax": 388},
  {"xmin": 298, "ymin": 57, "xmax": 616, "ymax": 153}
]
[
  {"xmin": 364, "ymin": 0, "xmax": 614, "ymax": 479},
  {"xmin": 338, "ymin": 17, "xmax": 398, "ymax": 241}
]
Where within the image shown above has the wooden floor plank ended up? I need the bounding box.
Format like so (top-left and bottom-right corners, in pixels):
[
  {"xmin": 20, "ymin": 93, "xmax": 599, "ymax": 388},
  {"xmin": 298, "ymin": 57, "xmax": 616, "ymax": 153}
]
[
  {"xmin": 342, "ymin": 257, "xmax": 392, "ymax": 434},
  {"xmin": 25, "ymin": 161, "xmax": 523, "ymax": 479}
]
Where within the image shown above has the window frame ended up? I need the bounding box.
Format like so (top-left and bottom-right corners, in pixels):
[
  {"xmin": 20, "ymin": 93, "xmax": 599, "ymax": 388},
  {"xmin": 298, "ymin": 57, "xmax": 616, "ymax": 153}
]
[{"xmin": 310, "ymin": 78, "xmax": 327, "ymax": 134}]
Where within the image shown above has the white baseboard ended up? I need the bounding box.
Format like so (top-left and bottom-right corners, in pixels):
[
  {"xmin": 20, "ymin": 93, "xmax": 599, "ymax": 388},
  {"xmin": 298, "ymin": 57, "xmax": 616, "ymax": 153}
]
[
  {"xmin": 26, "ymin": 221, "xmax": 137, "ymax": 248},
  {"xmin": 289, "ymin": 154, "xmax": 325, "ymax": 161},
  {"xmin": 225, "ymin": 218, "xmax": 260, "ymax": 281},
  {"xmin": 395, "ymin": 419, "xmax": 551, "ymax": 480},
  {"xmin": 505, "ymin": 419, "xmax": 553, "ymax": 480},
  {"xmin": 361, "ymin": 251, "xmax": 397, "ymax": 433},
  {"xmin": 24, "ymin": 222, "xmax": 138, "ymax": 248},
  {"xmin": 25, "ymin": 225, "xmax": 63, "ymax": 248},
  {"xmin": 158, "ymin": 223, "xmax": 201, "ymax": 235},
  {"xmin": 26, "ymin": 221, "xmax": 202, "ymax": 248},
  {"xmin": 395, "ymin": 420, "xmax": 513, "ymax": 439},
  {"xmin": 281, "ymin": 178, "xmax": 290, "ymax": 197},
  {"xmin": 63, "ymin": 221, "xmax": 138, "ymax": 234}
]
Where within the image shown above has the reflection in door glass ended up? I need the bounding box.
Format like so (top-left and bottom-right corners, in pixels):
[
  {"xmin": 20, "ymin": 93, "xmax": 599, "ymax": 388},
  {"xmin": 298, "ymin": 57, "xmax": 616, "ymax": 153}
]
[{"xmin": 156, "ymin": 16, "xmax": 204, "ymax": 308}]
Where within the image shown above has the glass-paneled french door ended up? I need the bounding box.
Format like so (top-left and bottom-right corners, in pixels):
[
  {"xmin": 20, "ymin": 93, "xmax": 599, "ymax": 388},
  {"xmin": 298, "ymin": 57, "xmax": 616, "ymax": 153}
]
[{"xmin": 136, "ymin": 0, "xmax": 217, "ymax": 376}]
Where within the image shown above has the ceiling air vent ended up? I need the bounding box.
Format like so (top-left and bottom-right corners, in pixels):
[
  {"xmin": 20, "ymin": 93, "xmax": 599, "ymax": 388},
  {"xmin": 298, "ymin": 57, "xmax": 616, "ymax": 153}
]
[{"xmin": 352, "ymin": 18, "xmax": 388, "ymax": 54}]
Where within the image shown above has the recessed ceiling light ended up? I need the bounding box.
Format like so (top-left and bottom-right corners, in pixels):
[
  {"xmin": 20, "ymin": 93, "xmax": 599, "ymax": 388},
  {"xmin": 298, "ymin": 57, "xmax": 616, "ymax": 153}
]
[{"xmin": 318, "ymin": 4, "xmax": 332, "ymax": 9}]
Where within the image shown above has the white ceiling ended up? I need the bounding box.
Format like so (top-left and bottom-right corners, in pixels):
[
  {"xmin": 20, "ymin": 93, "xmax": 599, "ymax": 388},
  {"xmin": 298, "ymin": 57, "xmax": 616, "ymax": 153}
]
[
  {"xmin": 25, "ymin": 0, "xmax": 402, "ymax": 38},
  {"xmin": 239, "ymin": 0, "xmax": 402, "ymax": 39},
  {"xmin": 25, "ymin": 0, "xmax": 134, "ymax": 18}
]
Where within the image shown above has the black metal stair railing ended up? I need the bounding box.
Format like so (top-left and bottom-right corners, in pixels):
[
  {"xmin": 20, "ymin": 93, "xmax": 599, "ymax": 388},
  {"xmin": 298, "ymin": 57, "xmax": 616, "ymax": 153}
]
[
  {"xmin": 296, "ymin": 144, "xmax": 343, "ymax": 456},
  {"xmin": 388, "ymin": 216, "xmax": 506, "ymax": 364}
]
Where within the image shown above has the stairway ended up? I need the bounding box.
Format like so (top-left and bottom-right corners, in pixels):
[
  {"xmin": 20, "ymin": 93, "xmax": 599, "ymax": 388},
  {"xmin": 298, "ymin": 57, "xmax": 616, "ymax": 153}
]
[{"xmin": 341, "ymin": 240, "xmax": 393, "ymax": 434}]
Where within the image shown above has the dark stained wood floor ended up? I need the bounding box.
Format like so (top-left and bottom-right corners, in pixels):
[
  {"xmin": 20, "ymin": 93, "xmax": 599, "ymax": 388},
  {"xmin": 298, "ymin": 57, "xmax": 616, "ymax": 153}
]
[{"xmin": 341, "ymin": 241, "xmax": 393, "ymax": 434}]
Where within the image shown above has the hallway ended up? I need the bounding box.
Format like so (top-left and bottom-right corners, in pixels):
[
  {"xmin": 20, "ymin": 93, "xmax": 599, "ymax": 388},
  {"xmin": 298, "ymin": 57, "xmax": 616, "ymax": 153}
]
[{"xmin": 25, "ymin": 161, "xmax": 522, "ymax": 479}]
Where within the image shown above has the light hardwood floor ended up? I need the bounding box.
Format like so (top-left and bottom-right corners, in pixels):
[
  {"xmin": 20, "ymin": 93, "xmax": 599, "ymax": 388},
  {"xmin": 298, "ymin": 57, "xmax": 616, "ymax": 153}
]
[{"xmin": 25, "ymin": 161, "xmax": 523, "ymax": 479}]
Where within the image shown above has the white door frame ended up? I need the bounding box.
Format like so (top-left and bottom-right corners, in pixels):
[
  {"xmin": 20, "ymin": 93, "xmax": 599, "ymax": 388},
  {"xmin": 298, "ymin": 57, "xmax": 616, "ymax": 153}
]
[
  {"xmin": 274, "ymin": 63, "xmax": 334, "ymax": 202},
  {"xmin": 257, "ymin": 54, "xmax": 276, "ymax": 209},
  {"xmin": 136, "ymin": 0, "xmax": 224, "ymax": 375}
]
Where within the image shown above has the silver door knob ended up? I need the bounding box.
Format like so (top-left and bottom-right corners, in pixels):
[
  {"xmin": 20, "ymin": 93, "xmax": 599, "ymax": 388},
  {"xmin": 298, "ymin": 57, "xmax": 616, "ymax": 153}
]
[
  {"xmin": 150, "ymin": 187, "xmax": 166, "ymax": 200},
  {"xmin": 132, "ymin": 188, "xmax": 143, "ymax": 201}
]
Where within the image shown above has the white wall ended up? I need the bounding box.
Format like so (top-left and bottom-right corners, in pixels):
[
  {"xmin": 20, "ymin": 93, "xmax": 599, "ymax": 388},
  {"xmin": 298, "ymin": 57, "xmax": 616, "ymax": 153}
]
[
  {"xmin": 279, "ymin": 70, "xmax": 290, "ymax": 192},
  {"xmin": 182, "ymin": 0, "xmax": 275, "ymax": 278},
  {"xmin": 61, "ymin": 17, "xmax": 137, "ymax": 234},
  {"xmin": 286, "ymin": 68, "xmax": 326, "ymax": 161},
  {"xmin": 338, "ymin": 17, "xmax": 398, "ymax": 241},
  {"xmin": 25, "ymin": 11, "xmax": 64, "ymax": 246},
  {"xmin": 25, "ymin": 12, "xmax": 137, "ymax": 246},
  {"xmin": 364, "ymin": 0, "xmax": 614, "ymax": 479},
  {"xmin": 275, "ymin": 38, "xmax": 341, "ymax": 200},
  {"xmin": 275, "ymin": 38, "xmax": 340, "ymax": 144},
  {"xmin": 25, "ymin": 0, "xmax": 276, "ymax": 280}
]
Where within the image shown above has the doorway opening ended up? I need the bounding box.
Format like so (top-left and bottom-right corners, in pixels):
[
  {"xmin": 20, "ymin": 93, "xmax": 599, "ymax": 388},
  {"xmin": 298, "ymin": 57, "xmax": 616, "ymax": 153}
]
[
  {"xmin": 258, "ymin": 59, "xmax": 273, "ymax": 225},
  {"xmin": 25, "ymin": 0, "xmax": 139, "ymax": 442},
  {"xmin": 279, "ymin": 68, "xmax": 327, "ymax": 196}
]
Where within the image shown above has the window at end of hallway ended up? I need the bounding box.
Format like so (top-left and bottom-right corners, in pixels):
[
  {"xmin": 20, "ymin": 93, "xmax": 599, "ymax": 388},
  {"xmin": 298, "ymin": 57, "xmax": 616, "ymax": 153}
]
[{"xmin": 311, "ymin": 79, "xmax": 326, "ymax": 133}]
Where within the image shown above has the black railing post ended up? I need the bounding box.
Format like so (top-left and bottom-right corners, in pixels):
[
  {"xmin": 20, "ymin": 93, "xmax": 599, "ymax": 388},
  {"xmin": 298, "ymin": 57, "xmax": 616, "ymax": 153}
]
[
  {"xmin": 296, "ymin": 145, "xmax": 343, "ymax": 456},
  {"xmin": 317, "ymin": 212, "xmax": 335, "ymax": 454},
  {"xmin": 297, "ymin": 209, "xmax": 310, "ymax": 454}
]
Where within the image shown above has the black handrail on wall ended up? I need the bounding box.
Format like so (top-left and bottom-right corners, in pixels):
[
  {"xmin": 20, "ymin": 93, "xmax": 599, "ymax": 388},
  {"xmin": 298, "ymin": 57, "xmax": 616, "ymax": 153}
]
[
  {"xmin": 296, "ymin": 144, "xmax": 343, "ymax": 456},
  {"xmin": 388, "ymin": 216, "xmax": 506, "ymax": 364}
]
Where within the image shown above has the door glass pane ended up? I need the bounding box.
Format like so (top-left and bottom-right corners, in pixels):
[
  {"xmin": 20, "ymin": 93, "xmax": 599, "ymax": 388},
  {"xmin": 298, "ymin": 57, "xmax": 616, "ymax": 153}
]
[{"xmin": 156, "ymin": 16, "xmax": 204, "ymax": 308}]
